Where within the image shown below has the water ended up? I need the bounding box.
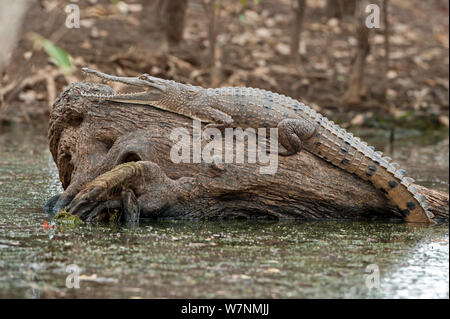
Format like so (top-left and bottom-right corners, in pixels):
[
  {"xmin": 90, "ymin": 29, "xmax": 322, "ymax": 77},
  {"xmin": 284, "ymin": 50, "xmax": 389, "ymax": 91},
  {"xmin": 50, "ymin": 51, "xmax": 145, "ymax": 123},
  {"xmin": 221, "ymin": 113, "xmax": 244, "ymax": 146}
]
[{"xmin": 0, "ymin": 123, "xmax": 448, "ymax": 298}]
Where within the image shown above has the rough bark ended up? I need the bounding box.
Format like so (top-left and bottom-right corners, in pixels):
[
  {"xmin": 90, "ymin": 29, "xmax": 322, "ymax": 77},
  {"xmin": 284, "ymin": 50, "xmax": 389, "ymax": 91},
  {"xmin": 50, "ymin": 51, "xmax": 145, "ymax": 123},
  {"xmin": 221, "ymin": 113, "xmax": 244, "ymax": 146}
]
[{"xmin": 46, "ymin": 83, "xmax": 449, "ymax": 222}]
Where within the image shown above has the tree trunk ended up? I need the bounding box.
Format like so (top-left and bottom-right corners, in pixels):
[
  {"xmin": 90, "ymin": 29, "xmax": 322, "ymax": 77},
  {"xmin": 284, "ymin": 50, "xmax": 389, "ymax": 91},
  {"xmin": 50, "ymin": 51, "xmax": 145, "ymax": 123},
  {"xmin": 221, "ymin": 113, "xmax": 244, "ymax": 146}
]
[
  {"xmin": 205, "ymin": 0, "xmax": 217, "ymax": 67},
  {"xmin": 342, "ymin": 3, "xmax": 370, "ymax": 105},
  {"xmin": 160, "ymin": 0, "xmax": 188, "ymax": 46},
  {"xmin": 326, "ymin": 0, "xmax": 357, "ymax": 19},
  {"xmin": 290, "ymin": 0, "xmax": 307, "ymax": 65},
  {"xmin": 0, "ymin": 0, "xmax": 28, "ymax": 74},
  {"xmin": 46, "ymin": 83, "xmax": 449, "ymax": 222},
  {"xmin": 202, "ymin": 0, "xmax": 222, "ymax": 85},
  {"xmin": 381, "ymin": 0, "xmax": 390, "ymax": 101}
]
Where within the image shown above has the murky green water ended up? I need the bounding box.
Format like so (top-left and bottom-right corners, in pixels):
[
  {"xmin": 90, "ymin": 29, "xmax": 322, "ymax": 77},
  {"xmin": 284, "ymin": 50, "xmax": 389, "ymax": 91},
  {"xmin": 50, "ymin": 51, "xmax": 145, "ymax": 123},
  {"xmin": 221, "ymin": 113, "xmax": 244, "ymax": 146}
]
[{"xmin": 0, "ymin": 124, "xmax": 448, "ymax": 298}]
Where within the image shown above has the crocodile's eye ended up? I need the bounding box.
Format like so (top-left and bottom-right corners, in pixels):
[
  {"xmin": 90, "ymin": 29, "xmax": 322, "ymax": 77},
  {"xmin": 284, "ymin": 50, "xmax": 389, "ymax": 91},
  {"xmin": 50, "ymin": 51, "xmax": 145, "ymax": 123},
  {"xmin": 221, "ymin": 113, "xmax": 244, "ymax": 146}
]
[{"xmin": 139, "ymin": 74, "xmax": 149, "ymax": 80}]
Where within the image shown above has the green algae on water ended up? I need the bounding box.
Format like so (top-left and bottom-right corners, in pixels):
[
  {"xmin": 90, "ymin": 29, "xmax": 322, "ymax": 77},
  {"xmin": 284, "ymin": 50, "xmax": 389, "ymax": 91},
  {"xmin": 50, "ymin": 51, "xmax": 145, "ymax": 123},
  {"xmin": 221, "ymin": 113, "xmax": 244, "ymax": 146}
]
[{"xmin": 54, "ymin": 209, "xmax": 84, "ymax": 226}]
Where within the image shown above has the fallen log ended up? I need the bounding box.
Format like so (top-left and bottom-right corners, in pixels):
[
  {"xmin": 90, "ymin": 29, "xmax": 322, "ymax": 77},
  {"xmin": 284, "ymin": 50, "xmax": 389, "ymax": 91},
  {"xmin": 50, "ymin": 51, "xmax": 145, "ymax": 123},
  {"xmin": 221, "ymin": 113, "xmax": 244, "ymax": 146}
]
[{"xmin": 45, "ymin": 83, "xmax": 448, "ymax": 222}]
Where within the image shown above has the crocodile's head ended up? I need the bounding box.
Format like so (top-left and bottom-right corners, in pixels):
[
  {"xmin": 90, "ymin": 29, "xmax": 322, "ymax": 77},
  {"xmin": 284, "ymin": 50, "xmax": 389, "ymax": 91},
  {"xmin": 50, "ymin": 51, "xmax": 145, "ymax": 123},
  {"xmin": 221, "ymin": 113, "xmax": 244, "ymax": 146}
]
[{"xmin": 80, "ymin": 67, "xmax": 168, "ymax": 105}]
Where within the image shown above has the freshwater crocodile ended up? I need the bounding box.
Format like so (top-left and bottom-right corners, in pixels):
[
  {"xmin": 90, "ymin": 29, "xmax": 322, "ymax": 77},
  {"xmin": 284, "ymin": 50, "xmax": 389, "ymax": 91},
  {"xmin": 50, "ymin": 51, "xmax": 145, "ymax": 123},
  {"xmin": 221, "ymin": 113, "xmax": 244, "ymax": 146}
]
[{"xmin": 80, "ymin": 67, "xmax": 433, "ymax": 223}]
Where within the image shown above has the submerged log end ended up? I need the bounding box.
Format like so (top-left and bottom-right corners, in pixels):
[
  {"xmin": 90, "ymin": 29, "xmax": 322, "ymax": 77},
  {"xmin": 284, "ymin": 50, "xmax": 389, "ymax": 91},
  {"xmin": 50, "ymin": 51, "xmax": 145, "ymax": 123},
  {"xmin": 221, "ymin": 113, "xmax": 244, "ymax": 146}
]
[{"xmin": 47, "ymin": 83, "xmax": 449, "ymax": 222}]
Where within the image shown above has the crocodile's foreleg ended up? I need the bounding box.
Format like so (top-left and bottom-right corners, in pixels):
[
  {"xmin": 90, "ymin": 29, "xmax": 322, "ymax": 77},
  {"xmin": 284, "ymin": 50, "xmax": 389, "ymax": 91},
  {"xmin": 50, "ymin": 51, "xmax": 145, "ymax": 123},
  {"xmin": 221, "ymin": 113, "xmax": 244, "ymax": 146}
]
[
  {"xmin": 277, "ymin": 118, "xmax": 316, "ymax": 156},
  {"xmin": 195, "ymin": 106, "xmax": 234, "ymax": 127},
  {"xmin": 201, "ymin": 108, "xmax": 235, "ymax": 140}
]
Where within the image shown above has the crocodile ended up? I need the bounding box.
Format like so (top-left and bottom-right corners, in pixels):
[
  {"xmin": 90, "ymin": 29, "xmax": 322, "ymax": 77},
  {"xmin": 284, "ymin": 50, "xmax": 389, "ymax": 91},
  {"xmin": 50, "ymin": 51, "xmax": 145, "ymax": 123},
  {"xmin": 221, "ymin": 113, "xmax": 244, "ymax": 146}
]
[{"xmin": 79, "ymin": 67, "xmax": 434, "ymax": 223}]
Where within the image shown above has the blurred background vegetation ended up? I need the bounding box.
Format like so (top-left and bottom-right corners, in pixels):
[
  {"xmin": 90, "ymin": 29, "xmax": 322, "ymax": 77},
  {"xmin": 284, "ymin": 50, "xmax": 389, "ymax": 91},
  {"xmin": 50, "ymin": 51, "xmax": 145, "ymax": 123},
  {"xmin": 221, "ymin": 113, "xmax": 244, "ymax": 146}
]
[{"xmin": 0, "ymin": 0, "xmax": 448, "ymax": 131}]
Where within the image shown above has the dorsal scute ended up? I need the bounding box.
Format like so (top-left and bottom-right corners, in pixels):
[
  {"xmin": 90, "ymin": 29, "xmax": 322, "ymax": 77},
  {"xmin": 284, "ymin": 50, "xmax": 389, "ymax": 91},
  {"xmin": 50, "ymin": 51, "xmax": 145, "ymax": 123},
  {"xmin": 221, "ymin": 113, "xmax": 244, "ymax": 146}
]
[
  {"xmin": 414, "ymin": 193, "xmax": 426, "ymax": 202},
  {"xmin": 315, "ymin": 113, "xmax": 323, "ymax": 121},
  {"xmin": 387, "ymin": 162, "xmax": 400, "ymax": 173},
  {"xmin": 401, "ymin": 176, "xmax": 415, "ymax": 186},
  {"xmin": 407, "ymin": 184, "xmax": 419, "ymax": 193},
  {"xmin": 394, "ymin": 170, "xmax": 406, "ymax": 179}
]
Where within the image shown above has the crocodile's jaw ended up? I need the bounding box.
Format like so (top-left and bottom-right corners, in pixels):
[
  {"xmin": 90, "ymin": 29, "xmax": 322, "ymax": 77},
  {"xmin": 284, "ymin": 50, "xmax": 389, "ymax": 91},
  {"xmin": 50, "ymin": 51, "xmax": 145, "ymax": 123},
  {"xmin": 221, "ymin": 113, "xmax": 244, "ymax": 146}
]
[
  {"xmin": 79, "ymin": 90, "xmax": 162, "ymax": 105},
  {"xmin": 81, "ymin": 67, "xmax": 166, "ymax": 104},
  {"xmin": 82, "ymin": 67, "xmax": 150, "ymax": 86}
]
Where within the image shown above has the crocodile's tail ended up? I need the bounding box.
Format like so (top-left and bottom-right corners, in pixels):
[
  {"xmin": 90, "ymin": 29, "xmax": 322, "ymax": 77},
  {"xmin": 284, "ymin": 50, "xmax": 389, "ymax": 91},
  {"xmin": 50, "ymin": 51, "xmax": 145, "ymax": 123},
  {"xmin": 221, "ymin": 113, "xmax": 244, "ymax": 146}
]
[{"xmin": 302, "ymin": 110, "xmax": 434, "ymax": 223}]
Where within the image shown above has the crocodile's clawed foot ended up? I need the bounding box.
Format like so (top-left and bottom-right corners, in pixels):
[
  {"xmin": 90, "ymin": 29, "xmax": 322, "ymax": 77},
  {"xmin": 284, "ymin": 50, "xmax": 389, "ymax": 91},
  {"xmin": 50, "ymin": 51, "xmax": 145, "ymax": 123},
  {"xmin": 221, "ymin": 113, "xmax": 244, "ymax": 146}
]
[
  {"xmin": 277, "ymin": 145, "xmax": 297, "ymax": 156},
  {"xmin": 277, "ymin": 118, "xmax": 316, "ymax": 156}
]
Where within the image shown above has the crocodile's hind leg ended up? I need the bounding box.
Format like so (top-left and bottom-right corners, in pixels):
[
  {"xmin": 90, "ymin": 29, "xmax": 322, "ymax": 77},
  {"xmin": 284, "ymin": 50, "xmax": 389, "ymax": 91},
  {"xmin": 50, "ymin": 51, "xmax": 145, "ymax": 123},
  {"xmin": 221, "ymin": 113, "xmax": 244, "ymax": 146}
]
[
  {"xmin": 277, "ymin": 118, "xmax": 316, "ymax": 156},
  {"xmin": 203, "ymin": 108, "xmax": 234, "ymax": 141}
]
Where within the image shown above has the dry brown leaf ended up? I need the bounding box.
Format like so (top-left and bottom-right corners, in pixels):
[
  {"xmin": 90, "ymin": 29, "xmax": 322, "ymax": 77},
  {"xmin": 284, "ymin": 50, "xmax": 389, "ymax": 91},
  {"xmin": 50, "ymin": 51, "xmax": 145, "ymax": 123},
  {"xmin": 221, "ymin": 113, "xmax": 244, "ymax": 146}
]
[
  {"xmin": 351, "ymin": 114, "xmax": 364, "ymax": 126},
  {"xmin": 434, "ymin": 33, "xmax": 449, "ymax": 48},
  {"xmin": 265, "ymin": 268, "xmax": 280, "ymax": 273},
  {"xmin": 18, "ymin": 91, "xmax": 37, "ymax": 103},
  {"xmin": 424, "ymin": 78, "xmax": 437, "ymax": 87},
  {"xmin": 275, "ymin": 43, "xmax": 290, "ymax": 56},
  {"xmin": 438, "ymin": 115, "xmax": 449, "ymax": 128}
]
